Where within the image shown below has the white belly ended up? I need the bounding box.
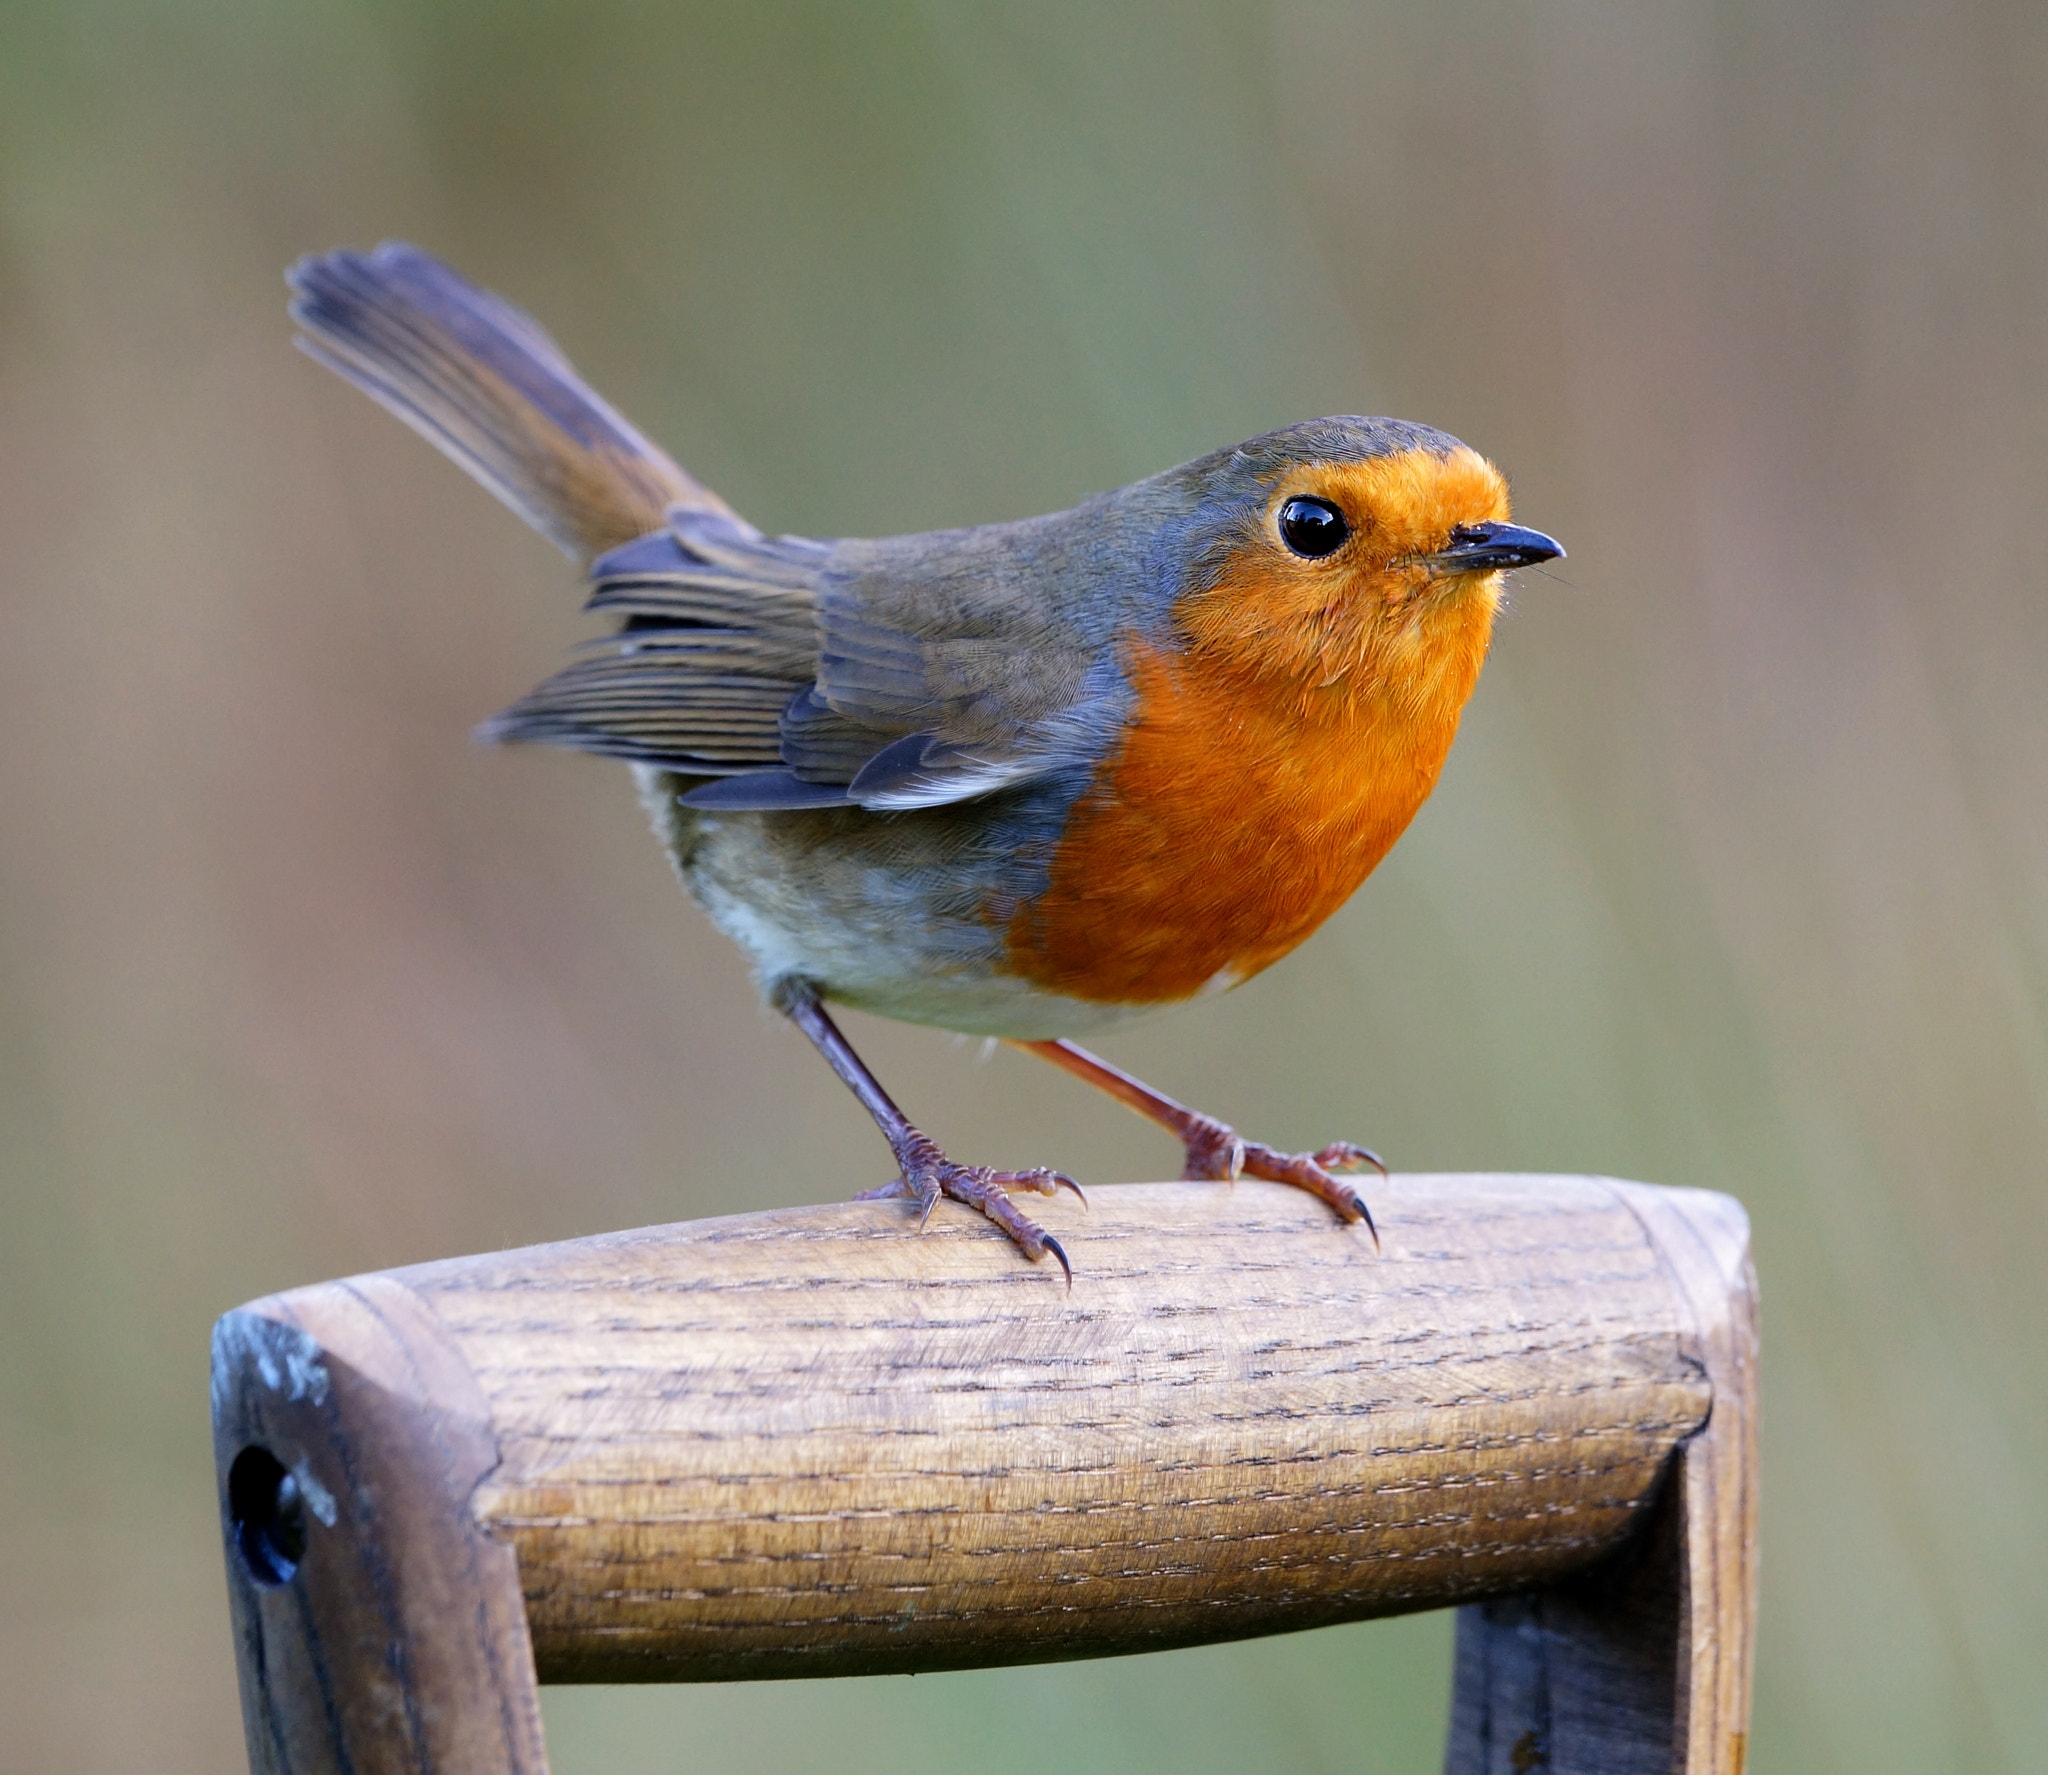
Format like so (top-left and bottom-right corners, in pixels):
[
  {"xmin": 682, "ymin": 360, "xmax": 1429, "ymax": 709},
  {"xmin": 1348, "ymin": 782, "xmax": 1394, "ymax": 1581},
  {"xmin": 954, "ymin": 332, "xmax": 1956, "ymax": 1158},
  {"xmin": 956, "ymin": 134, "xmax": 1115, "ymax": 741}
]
[{"xmin": 633, "ymin": 765, "xmax": 1143, "ymax": 1041}]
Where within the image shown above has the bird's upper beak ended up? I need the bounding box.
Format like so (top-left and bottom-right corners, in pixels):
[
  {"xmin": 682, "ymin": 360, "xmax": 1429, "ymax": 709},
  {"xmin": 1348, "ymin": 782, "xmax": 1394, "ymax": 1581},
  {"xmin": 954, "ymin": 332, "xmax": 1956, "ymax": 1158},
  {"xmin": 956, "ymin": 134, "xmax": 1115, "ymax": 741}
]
[{"xmin": 1423, "ymin": 521, "xmax": 1565, "ymax": 575}]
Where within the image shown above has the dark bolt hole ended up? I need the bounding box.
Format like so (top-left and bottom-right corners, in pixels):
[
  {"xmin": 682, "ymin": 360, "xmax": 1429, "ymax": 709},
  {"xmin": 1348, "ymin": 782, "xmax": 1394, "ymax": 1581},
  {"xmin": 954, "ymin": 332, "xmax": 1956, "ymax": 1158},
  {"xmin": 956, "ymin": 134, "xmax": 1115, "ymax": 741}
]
[{"xmin": 228, "ymin": 1445, "xmax": 308, "ymax": 1587}]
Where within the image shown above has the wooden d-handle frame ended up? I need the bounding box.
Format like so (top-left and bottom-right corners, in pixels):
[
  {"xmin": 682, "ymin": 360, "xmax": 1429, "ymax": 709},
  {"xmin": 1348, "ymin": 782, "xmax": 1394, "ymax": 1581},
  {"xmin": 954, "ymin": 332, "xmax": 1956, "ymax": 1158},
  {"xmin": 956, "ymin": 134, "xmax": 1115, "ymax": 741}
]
[{"xmin": 211, "ymin": 1174, "xmax": 1757, "ymax": 1774}]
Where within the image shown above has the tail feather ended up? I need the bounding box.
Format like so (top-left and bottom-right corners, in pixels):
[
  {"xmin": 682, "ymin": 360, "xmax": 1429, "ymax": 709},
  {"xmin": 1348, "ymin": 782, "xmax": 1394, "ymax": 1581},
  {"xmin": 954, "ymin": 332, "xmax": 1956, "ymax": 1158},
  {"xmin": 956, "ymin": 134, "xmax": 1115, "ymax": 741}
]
[{"xmin": 288, "ymin": 242, "xmax": 731, "ymax": 562}]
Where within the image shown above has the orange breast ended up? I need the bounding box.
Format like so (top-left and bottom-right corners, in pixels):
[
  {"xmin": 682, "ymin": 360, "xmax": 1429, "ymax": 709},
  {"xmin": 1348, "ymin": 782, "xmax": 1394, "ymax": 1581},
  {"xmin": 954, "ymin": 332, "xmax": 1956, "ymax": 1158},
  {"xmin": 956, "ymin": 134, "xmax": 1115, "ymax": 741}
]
[{"xmin": 1004, "ymin": 582, "xmax": 1496, "ymax": 1006}]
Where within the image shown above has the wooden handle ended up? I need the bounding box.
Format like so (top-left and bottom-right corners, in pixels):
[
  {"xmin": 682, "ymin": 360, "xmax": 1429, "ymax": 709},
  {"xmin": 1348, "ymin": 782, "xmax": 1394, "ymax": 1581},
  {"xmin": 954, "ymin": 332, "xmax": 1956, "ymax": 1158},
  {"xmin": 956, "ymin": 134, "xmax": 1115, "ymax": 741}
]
[{"xmin": 213, "ymin": 1173, "xmax": 1757, "ymax": 1774}]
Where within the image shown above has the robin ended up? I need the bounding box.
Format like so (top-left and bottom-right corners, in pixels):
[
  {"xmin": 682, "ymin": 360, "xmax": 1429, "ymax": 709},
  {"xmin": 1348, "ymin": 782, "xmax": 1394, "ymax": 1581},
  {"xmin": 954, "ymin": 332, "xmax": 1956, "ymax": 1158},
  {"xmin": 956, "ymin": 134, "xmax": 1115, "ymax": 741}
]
[{"xmin": 290, "ymin": 243, "xmax": 1562, "ymax": 1284}]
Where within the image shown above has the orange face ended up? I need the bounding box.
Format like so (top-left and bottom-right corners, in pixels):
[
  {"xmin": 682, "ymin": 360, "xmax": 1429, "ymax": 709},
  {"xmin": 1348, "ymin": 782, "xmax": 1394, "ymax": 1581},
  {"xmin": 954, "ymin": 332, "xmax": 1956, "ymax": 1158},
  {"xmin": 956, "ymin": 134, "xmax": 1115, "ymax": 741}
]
[
  {"xmin": 1178, "ymin": 444, "xmax": 1514, "ymax": 692},
  {"xmin": 1005, "ymin": 444, "xmax": 1519, "ymax": 1005}
]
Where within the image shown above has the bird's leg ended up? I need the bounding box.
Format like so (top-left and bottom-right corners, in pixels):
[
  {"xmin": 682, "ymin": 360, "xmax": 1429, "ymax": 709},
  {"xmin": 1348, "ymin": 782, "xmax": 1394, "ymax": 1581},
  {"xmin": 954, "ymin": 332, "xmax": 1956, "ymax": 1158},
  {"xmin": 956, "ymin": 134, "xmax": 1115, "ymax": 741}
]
[
  {"xmin": 778, "ymin": 983, "xmax": 1083, "ymax": 1284},
  {"xmin": 1013, "ymin": 1038, "xmax": 1382, "ymax": 1249}
]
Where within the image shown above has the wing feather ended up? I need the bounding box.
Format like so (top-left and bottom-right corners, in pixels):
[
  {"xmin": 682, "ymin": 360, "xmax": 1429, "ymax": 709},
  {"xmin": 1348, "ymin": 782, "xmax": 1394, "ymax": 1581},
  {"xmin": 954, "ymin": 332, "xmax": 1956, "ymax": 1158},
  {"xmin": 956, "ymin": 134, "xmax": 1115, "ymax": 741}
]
[{"xmin": 293, "ymin": 247, "xmax": 1134, "ymax": 803}]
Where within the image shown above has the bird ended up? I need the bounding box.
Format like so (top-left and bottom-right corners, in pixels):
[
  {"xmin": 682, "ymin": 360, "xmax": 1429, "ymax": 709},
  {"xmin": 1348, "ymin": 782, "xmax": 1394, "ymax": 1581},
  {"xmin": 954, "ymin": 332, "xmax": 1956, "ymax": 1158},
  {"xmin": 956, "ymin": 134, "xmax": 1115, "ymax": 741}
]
[{"xmin": 288, "ymin": 242, "xmax": 1562, "ymax": 1285}]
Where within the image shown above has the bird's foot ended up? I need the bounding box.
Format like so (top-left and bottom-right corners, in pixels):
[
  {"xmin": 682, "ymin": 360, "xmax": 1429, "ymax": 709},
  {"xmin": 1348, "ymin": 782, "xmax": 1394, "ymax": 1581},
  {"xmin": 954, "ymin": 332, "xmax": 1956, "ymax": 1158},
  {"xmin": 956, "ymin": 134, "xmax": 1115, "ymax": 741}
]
[
  {"xmin": 1179, "ymin": 1120, "xmax": 1384, "ymax": 1249},
  {"xmin": 855, "ymin": 1130, "xmax": 1085, "ymax": 1286}
]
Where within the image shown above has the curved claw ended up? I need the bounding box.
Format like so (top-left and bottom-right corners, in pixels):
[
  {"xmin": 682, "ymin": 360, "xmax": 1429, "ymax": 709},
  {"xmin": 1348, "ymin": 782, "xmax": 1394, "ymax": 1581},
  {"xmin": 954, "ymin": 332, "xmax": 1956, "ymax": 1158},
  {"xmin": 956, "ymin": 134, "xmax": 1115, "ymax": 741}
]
[
  {"xmin": 1040, "ymin": 1233, "xmax": 1073, "ymax": 1292},
  {"xmin": 1348, "ymin": 1191, "xmax": 1383, "ymax": 1253},
  {"xmin": 860, "ymin": 1149, "xmax": 1082, "ymax": 1280},
  {"xmin": 991, "ymin": 1167, "xmax": 1087, "ymax": 1208},
  {"xmin": 1317, "ymin": 1141, "xmax": 1388, "ymax": 1180}
]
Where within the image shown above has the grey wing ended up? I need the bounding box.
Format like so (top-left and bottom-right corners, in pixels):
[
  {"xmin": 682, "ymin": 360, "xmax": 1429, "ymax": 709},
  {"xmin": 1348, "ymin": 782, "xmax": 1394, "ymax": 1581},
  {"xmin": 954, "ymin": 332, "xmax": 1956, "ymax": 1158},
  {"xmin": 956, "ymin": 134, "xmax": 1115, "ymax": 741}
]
[
  {"xmin": 694, "ymin": 519, "xmax": 1128, "ymax": 812},
  {"xmin": 486, "ymin": 511, "xmax": 1126, "ymax": 811},
  {"xmin": 478, "ymin": 511, "xmax": 831, "ymax": 783}
]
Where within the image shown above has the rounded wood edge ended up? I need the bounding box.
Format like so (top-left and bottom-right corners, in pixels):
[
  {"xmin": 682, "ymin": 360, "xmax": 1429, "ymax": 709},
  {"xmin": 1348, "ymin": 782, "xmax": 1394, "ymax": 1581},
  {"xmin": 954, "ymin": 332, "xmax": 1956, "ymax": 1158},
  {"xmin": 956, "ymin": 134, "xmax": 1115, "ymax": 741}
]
[
  {"xmin": 1603, "ymin": 1182, "xmax": 1754, "ymax": 1347},
  {"xmin": 1602, "ymin": 1180, "xmax": 1760, "ymax": 1775},
  {"xmin": 212, "ymin": 1278, "xmax": 549, "ymax": 1775}
]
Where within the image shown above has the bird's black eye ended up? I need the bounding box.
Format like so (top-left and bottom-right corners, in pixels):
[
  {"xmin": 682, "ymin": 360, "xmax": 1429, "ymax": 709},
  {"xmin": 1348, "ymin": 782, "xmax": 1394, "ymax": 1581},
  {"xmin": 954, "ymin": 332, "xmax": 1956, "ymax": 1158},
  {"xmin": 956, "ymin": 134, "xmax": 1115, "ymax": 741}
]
[{"xmin": 1278, "ymin": 496, "xmax": 1349, "ymax": 558}]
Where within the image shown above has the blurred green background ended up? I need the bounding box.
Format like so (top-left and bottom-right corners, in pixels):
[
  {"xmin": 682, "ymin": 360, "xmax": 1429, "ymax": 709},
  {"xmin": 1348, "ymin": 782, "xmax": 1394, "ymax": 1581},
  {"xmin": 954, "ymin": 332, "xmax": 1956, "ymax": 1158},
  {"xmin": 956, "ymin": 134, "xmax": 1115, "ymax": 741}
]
[{"xmin": 2, "ymin": 0, "xmax": 2043, "ymax": 1769}]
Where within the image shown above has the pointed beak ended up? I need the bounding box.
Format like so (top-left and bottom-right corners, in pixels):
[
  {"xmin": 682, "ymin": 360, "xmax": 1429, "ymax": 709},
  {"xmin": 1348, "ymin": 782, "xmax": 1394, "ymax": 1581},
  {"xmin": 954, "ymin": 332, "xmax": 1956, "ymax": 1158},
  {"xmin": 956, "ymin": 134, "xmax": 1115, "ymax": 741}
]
[{"xmin": 1425, "ymin": 521, "xmax": 1565, "ymax": 574}]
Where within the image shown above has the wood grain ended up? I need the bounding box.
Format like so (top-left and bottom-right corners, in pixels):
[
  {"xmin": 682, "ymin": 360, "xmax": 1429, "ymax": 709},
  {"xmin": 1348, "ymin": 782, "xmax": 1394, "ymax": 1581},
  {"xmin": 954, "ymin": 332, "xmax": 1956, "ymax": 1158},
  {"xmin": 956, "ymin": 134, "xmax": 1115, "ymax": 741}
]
[
  {"xmin": 1443, "ymin": 1183, "xmax": 1759, "ymax": 1774},
  {"xmin": 213, "ymin": 1275, "xmax": 547, "ymax": 1775},
  {"xmin": 212, "ymin": 1172, "xmax": 1757, "ymax": 1773}
]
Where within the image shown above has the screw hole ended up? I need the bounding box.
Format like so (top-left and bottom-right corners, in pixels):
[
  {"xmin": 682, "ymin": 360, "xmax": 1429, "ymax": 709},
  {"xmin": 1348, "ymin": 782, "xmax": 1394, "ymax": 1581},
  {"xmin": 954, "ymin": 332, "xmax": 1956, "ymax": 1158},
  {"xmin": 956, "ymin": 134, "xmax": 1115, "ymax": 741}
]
[{"xmin": 228, "ymin": 1445, "xmax": 307, "ymax": 1586}]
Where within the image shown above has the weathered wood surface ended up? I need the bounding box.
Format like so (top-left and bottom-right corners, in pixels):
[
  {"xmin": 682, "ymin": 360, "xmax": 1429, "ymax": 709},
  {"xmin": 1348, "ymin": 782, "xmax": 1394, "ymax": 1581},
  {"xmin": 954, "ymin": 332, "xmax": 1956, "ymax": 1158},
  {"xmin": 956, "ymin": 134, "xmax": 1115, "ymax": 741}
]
[
  {"xmin": 1443, "ymin": 1183, "xmax": 1757, "ymax": 1775},
  {"xmin": 212, "ymin": 1173, "xmax": 1757, "ymax": 1774},
  {"xmin": 213, "ymin": 1275, "xmax": 549, "ymax": 1775}
]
